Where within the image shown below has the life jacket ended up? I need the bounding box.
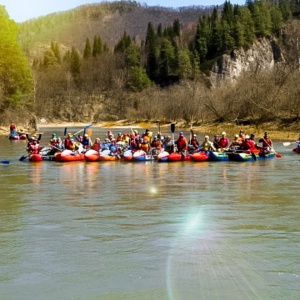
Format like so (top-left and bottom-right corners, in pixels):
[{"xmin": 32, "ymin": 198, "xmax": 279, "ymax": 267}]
[
  {"xmin": 201, "ymin": 141, "xmax": 213, "ymax": 151},
  {"xmin": 109, "ymin": 144, "xmax": 117, "ymax": 153},
  {"xmin": 190, "ymin": 138, "xmax": 199, "ymax": 148},
  {"xmin": 176, "ymin": 137, "xmax": 187, "ymax": 151},
  {"xmin": 65, "ymin": 138, "xmax": 72, "ymax": 150},
  {"xmin": 241, "ymin": 140, "xmax": 253, "ymax": 150},
  {"xmin": 29, "ymin": 143, "xmax": 39, "ymax": 154},
  {"xmin": 141, "ymin": 142, "xmax": 150, "ymax": 152},
  {"xmin": 219, "ymin": 137, "xmax": 229, "ymax": 148},
  {"xmin": 92, "ymin": 142, "xmax": 101, "ymax": 151},
  {"xmin": 130, "ymin": 139, "xmax": 138, "ymax": 150},
  {"xmin": 261, "ymin": 138, "xmax": 272, "ymax": 148},
  {"xmin": 151, "ymin": 140, "xmax": 161, "ymax": 148}
]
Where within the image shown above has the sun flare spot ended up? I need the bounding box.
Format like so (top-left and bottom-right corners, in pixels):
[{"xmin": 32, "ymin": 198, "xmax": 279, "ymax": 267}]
[{"xmin": 150, "ymin": 187, "xmax": 157, "ymax": 194}]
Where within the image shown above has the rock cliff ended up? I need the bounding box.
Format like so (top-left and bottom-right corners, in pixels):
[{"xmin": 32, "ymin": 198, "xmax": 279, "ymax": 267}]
[{"xmin": 210, "ymin": 38, "xmax": 284, "ymax": 86}]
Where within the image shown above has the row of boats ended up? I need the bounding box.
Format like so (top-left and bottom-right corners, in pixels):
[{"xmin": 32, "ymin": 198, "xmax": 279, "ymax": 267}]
[{"xmin": 23, "ymin": 145, "xmax": 279, "ymax": 163}]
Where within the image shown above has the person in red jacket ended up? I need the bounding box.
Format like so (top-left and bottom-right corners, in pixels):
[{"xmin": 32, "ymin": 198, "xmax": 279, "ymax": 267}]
[
  {"xmin": 175, "ymin": 132, "xmax": 187, "ymax": 152},
  {"xmin": 189, "ymin": 134, "xmax": 200, "ymax": 152},
  {"xmin": 27, "ymin": 138, "xmax": 40, "ymax": 154},
  {"xmin": 240, "ymin": 135, "xmax": 256, "ymax": 151},
  {"xmin": 219, "ymin": 132, "xmax": 229, "ymax": 150},
  {"xmin": 259, "ymin": 131, "xmax": 272, "ymax": 150}
]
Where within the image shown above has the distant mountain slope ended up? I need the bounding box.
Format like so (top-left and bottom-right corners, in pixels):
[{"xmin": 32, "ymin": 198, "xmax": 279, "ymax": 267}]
[{"xmin": 18, "ymin": 1, "xmax": 215, "ymax": 59}]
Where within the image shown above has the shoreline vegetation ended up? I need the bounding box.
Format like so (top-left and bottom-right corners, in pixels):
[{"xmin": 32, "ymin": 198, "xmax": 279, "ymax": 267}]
[{"xmin": 1, "ymin": 120, "xmax": 299, "ymax": 141}]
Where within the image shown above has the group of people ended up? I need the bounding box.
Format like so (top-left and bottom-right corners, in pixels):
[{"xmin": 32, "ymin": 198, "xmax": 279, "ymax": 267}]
[
  {"xmin": 24, "ymin": 125, "xmax": 276, "ymax": 157},
  {"xmin": 164, "ymin": 130, "xmax": 274, "ymax": 154}
]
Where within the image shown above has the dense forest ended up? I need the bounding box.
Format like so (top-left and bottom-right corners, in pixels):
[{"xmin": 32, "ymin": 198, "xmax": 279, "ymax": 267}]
[{"xmin": 1, "ymin": 0, "xmax": 300, "ymax": 128}]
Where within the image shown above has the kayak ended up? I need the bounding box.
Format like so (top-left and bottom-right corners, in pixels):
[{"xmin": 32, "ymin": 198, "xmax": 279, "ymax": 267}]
[
  {"xmin": 190, "ymin": 151, "xmax": 210, "ymax": 162},
  {"xmin": 157, "ymin": 151, "xmax": 169, "ymax": 162},
  {"xmin": 209, "ymin": 151, "xmax": 230, "ymax": 161},
  {"xmin": 122, "ymin": 149, "xmax": 133, "ymax": 161},
  {"xmin": 132, "ymin": 150, "xmax": 155, "ymax": 162},
  {"xmin": 99, "ymin": 149, "xmax": 120, "ymax": 161},
  {"xmin": 84, "ymin": 149, "xmax": 100, "ymax": 162},
  {"xmin": 167, "ymin": 152, "xmax": 190, "ymax": 162},
  {"xmin": 9, "ymin": 134, "xmax": 26, "ymax": 140},
  {"xmin": 56, "ymin": 150, "xmax": 85, "ymax": 162},
  {"xmin": 227, "ymin": 150, "xmax": 276, "ymax": 162},
  {"xmin": 29, "ymin": 153, "xmax": 43, "ymax": 162}
]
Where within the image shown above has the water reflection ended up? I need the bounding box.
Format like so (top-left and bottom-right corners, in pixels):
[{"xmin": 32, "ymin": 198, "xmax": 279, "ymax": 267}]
[{"xmin": 0, "ymin": 132, "xmax": 299, "ymax": 299}]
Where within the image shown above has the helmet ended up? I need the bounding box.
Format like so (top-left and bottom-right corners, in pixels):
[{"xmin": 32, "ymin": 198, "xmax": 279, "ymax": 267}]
[
  {"xmin": 84, "ymin": 134, "xmax": 88, "ymax": 137},
  {"xmin": 32, "ymin": 134, "xmax": 37, "ymax": 138},
  {"xmin": 57, "ymin": 136, "xmax": 61, "ymax": 140},
  {"xmin": 193, "ymin": 134, "xmax": 197, "ymax": 137},
  {"xmin": 70, "ymin": 138, "xmax": 74, "ymax": 142},
  {"xmin": 52, "ymin": 132, "xmax": 56, "ymax": 136},
  {"xmin": 245, "ymin": 135, "xmax": 250, "ymax": 139},
  {"xmin": 96, "ymin": 138, "xmax": 100, "ymax": 141},
  {"xmin": 235, "ymin": 134, "xmax": 239, "ymax": 138},
  {"xmin": 222, "ymin": 132, "xmax": 226, "ymax": 135},
  {"xmin": 154, "ymin": 136, "xmax": 157, "ymax": 139},
  {"xmin": 118, "ymin": 132, "xmax": 122, "ymax": 135},
  {"xmin": 133, "ymin": 130, "xmax": 138, "ymax": 134},
  {"xmin": 205, "ymin": 135, "xmax": 209, "ymax": 139},
  {"xmin": 67, "ymin": 133, "xmax": 72, "ymax": 137}
]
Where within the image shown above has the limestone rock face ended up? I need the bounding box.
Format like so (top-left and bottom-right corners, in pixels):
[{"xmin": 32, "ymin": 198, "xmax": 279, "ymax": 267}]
[{"xmin": 210, "ymin": 38, "xmax": 283, "ymax": 86}]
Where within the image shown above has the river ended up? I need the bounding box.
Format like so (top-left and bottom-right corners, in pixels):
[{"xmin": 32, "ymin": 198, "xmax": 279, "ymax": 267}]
[{"xmin": 0, "ymin": 127, "xmax": 299, "ymax": 300}]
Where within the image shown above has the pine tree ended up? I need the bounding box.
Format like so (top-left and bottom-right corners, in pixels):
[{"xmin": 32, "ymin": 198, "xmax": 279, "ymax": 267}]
[
  {"xmin": 70, "ymin": 47, "xmax": 81, "ymax": 77},
  {"xmin": 83, "ymin": 37, "xmax": 92, "ymax": 59},
  {"xmin": 51, "ymin": 41, "xmax": 61, "ymax": 65},
  {"xmin": 145, "ymin": 22, "xmax": 159, "ymax": 81}
]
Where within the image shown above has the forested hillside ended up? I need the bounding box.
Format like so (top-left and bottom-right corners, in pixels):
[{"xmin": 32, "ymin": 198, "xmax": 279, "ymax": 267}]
[{"xmin": 1, "ymin": 1, "xmax": 300, "ymax": 129}]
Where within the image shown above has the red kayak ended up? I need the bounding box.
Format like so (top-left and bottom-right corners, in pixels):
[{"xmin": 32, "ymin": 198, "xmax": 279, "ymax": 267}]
[
  {"xmin": 56, "ymin": 150, "xmax": 85, "ymax": 162},
  {"xmin": 84, "ymin": 149, "xmax": 100, "ymax": 162},
  {"xmin": 29, "ymin": 153, "xmax": 43, "ymax": 162},
  {"xmin": 190, "ymin": 151, "xmax": 210, "ymax": 162},
  {"xmin": 167, "ymin": 152, "xmax": 190, "ymax": 162},
  {"xmin": 99, "ymin": 149, "xmax": 120, "ymax": 161}
]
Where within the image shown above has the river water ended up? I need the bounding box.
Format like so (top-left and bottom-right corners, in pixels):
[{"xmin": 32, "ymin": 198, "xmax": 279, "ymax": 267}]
[{"xmin": 0, "ymin": 127, "xmax": 299, "ymax": 300}]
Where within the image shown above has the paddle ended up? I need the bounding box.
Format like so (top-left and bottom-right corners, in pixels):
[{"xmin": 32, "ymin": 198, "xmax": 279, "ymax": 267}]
[
  {"xmin": 1, "ymin": 160, "xmax": 10, "ymax": 164},
  {"xmin": 74, "ymin": 124, "xmax": 92, "ymax": 136},
  {"xmin": 171, "ymin": 123, "xmax": 175, "ymax": 140},
  {"xmin": 64, "ymin": 127, "xmax": 67, "ymax": 137},
  {"xmin": 19, "ymin": 154, "xmax": 28, "ymax": 161},
  {"xmin": 263, "ymin": 138, "xmax": 281, "ymax": 158}
]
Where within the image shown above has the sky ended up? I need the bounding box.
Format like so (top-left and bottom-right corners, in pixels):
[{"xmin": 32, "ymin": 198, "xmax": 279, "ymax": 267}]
[{"xmin": 1, "ymin": 0, "xmax": 245, "ymax": 23}]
